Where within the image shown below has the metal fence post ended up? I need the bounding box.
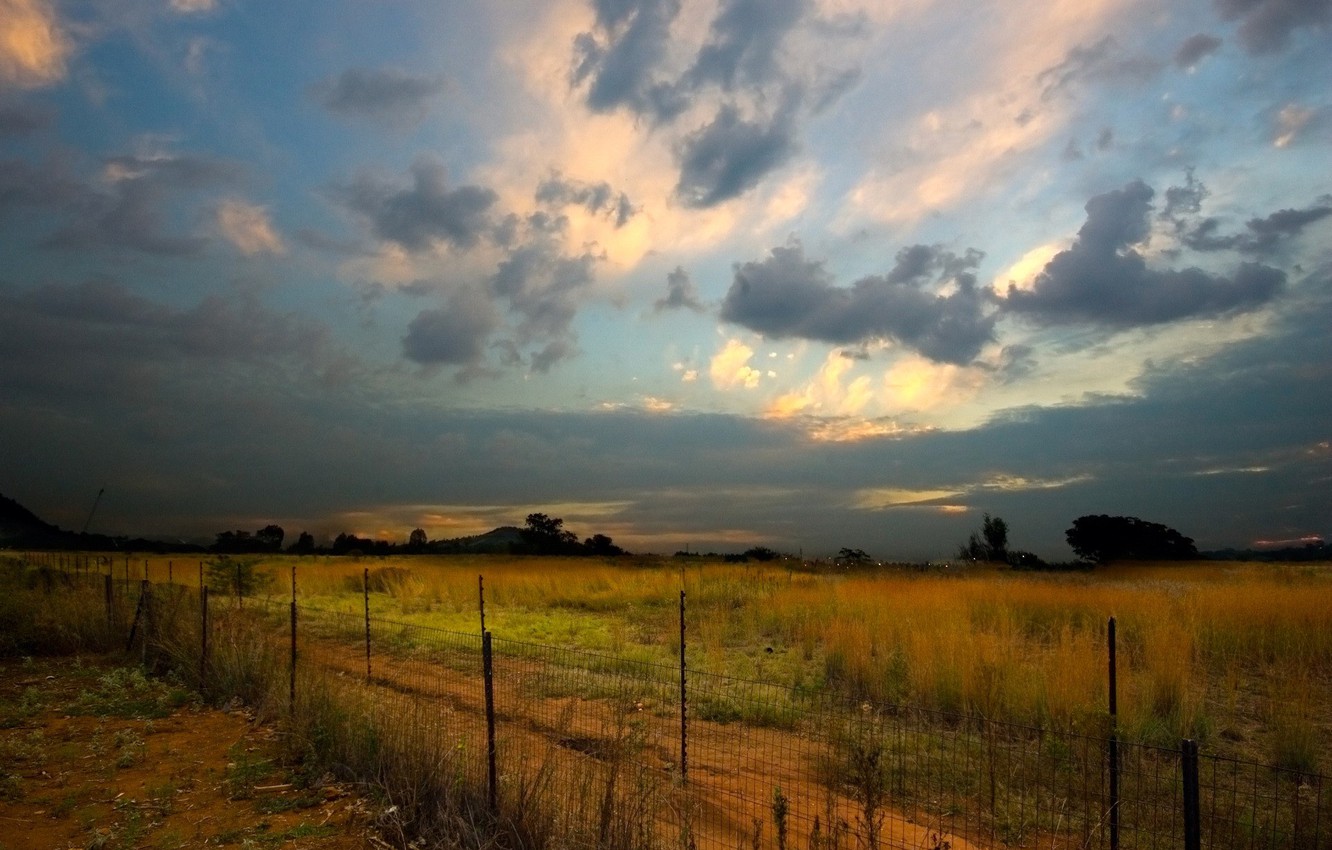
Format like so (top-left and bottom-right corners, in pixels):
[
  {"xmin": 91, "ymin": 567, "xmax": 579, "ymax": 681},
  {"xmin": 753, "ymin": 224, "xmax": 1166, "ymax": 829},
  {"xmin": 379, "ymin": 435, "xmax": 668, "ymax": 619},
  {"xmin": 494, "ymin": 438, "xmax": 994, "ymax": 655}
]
[
  {"xmin": 483, "ymin": 630, "xmax": 497, "ymax": 812},
  {"xmin": 200, "ymin": 585, "xmax": 209, "ymax": 694},
  {"xmin": 680, "ymin": 589, "xmax": 688, "ymax": 782},
  {"xmin": 1182, "ymin": 739, "xmax": 1200, "ymax": 850},
  {"xmin": 104, "ymin": 573, "xmax": 113, "ymax": 629},
  {"xmin": 1108, "ymin": 616, "xmax": 1120, "ymax": 850},
  {"xmin": 289, "ymin": 564, "xmax": 297, "ymax": 718},
  {"xmin": 364, "ymin": 567, "xmax": 372, "ymax": 682},
  {"xmin": 478, "ymin": 574, "xmax": 486, "ymax": 635}
]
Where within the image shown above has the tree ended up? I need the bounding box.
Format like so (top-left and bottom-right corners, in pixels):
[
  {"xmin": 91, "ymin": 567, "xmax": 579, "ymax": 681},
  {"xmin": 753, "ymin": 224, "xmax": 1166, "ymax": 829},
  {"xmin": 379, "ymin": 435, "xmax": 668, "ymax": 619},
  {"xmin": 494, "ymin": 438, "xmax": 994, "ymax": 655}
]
[
  {"xmin": 255, "ymin": 524, "xmax": 285, "ymax": 552},
  {"xmin": 288, "ymin": 531, "xmax": 315, "ymax": 554},
  {"xmin": 836, "ymin": 547, "xmax": 871, "ymax": 567},
  {"xmin": 520, "ymin": 513, "xmax": 579, "ymax": 554},
  {"xmin": 584, "ymin": 533, "xmax": 624, "ymax": 556},
  {"xmin": 1065, "ymin": 515, "xmax": 1198, "ymax": 564},
  {"xmin": 408, "ymin": 528, "xmax": 428, "ymax": 549},
  {"xmin": 982, "ymin": 514, "xmax": 1009, "ymax": 563},
  {"xmin": 957, "ymin": 513, "xmax": 1010, "ymax": 563},
  {"xmin": 205, "ymin": 556, "xmax": 272, "ymax": 599}
]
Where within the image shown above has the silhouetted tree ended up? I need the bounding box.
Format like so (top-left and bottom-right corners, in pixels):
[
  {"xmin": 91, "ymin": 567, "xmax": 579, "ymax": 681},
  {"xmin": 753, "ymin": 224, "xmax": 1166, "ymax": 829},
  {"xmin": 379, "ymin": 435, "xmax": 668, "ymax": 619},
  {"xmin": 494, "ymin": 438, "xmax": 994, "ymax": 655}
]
[
  {"xmin": 982, "ymin": 514, "xmax": 1009, "ymax": 563},
  {"xmin": 408, "ymin": 528, "xmax": 428, "ymax": 550},
  {"xmin": 584, "ymin": 533, "xmax": 624, "ymax": 556},
  {"xmin": 836, "ymin": 547, "xmax": 871, "ymax": 567},
  {"xmin": 518, "ymin": 513, "xmax": 580, "ymax": 554},
  {"xmin": 958, "ymin": 513, "xmax": 1010, "ymax": 563},
  {"xmin": 1065, "ymin": 515, "xmax": 1198, "ymax": 564},
  {"xmin": 288, "ymin": 531, "xmax": 315, "ymax": 554},
  {"xmin": 255, "ymin": 524, "xmax": 284, "ymax": 552}
]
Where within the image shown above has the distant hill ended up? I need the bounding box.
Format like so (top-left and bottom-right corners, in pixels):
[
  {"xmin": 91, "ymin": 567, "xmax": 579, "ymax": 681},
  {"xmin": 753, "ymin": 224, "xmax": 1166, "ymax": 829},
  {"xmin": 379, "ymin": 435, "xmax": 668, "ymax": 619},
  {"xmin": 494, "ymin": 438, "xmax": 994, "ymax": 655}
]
[
  {"xmin": 0, "ymin": 493, "xmax": 67, "ymax": 546},
  {"xmin": 433, "ymin": 526, "xmax": 525, "ymax": 554},
  {"xmin": 0, "ymin": 492, "xmax": 200, "ymax": 553}
]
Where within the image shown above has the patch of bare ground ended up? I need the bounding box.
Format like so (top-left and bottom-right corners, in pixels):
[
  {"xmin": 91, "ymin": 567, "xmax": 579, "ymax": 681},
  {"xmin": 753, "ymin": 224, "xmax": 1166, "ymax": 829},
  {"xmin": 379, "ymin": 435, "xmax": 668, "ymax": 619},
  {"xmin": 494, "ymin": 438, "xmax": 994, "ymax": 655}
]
[{"xmin": 0, "ymin": 655, "xmax": 380, "ymax": 850}]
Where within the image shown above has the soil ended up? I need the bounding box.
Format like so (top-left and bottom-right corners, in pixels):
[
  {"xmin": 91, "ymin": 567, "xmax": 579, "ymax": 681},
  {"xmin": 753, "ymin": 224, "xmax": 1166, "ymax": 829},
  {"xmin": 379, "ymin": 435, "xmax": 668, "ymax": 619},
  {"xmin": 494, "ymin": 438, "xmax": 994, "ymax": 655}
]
[{"xmin": 0, "ymin": 655, "xmax": 382, "ymax": 850}]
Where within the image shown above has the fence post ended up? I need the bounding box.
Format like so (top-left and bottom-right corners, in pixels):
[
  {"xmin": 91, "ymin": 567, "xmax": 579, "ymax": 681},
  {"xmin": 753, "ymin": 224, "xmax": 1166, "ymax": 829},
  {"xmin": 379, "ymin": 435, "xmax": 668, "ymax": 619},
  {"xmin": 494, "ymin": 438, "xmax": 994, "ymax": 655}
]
[
  {"xmin": 478, "ymin": 574, "xmax": 486, "ymax": 635},
  {"xmin": 140, "ymin": 580, "xmax": 151, "ymax": 667},
  {"xmin": 680, "ymin": 589, "xmax": 688, "ymax": 782},
  {"xmin": 1108, "ymin": 616, "xmax": 1120, "ymax": 850},
  {"xmin": 289, "ymin": 564, "xmax": 297, "ymax": 718},
  {"xmin": 200, "ymin": 585, "xmax": 209, "ymax": 694},
  {"xmin": 1182, "ymin": 739, "xmax": 1200, "ymax": 850},
  {"xmin": 364, "ymin": 567, "xmax": 372, "ymax": 682},
  {"xmin": 483, "ymin": 630, "xmax": 497, "ymax": 812},
  {"xmin": 104, "ymin": 573, "xmax": 113, "ymax": 629}
]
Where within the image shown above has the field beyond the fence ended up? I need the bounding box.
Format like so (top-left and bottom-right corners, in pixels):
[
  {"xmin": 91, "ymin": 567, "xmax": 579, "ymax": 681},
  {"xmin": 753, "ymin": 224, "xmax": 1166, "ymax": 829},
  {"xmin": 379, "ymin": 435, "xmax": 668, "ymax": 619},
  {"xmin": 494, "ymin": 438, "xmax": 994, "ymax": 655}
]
[{"xmin": 12, "ymin": 553, "xmax": 1332, "ymax": 850}]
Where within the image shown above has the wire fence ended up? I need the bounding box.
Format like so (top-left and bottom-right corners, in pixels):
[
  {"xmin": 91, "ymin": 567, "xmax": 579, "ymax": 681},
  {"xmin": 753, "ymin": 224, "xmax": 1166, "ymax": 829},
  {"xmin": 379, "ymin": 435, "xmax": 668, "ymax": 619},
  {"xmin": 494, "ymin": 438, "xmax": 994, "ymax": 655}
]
[{"xmin": 18, "ymin": 555, "xmax": 1332, "ymax": 850}]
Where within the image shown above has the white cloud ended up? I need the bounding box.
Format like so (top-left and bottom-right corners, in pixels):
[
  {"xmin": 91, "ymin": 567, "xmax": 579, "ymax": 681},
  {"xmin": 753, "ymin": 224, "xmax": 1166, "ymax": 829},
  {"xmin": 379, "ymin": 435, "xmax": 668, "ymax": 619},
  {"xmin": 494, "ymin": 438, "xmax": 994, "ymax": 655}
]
[
  {"xmin": 170, "ymin": 0, "xmax": 216, "ymax": 13},
  {"xmin": 216, "ymin": 200, "xmax": 286, "ymax": 256},
  {"xmin": 710, "ymin": 338, "xmax": 763, "ymax": 389}
]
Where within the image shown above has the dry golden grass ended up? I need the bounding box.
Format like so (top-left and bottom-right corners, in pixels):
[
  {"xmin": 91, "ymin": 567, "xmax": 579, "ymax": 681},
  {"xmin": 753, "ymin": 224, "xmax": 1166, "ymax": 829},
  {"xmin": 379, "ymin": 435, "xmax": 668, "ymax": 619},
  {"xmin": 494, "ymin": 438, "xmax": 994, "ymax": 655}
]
[{"xmin": 115, "ymin": 552, "xmax": 1332, "ymax": 770}]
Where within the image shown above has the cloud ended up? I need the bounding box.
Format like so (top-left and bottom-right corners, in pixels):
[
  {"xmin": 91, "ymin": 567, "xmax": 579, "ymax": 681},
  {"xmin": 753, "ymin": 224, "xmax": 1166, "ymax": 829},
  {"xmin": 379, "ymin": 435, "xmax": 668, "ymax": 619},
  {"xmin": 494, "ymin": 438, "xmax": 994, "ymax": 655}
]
[
  {"xmin": 1002, "ymin": 180, "xmax": 1286, "ymax": 327},
  {"xmin": 1174, "ymin": 33, "xmax": 1223, "ymax": 68},
  {"xmin": 683, "ymin": 0, "xmax": 808, "ymax": 92},
  {"xmin": 0, "ymin": 100, "xmax": 52, "ymax": 136},
  {"xmin": 1164, "ymin": 172, "xmax": 1332, "ymax": 255},
  {"xmin": 33, "ymin": 153, "xmax": 246, "ymax": 256},
  {"xmin": 336, "ymin": 157, "xmax": 498, "ymax": 253},
  {"xmin": 1273, "ymin": 103, "xmax": 1316, "ymax": 147},
  {"xmin": 710, "ymin": 338, "xmax": 763, "ymax": 389},
  {"xmin": 674, "ymin": 103, "xmax": 799, "ymax": 208},
  {"xmin": 311, "ymin": 68, "xmax": 449, "ymax": 127},
  {"xmin": 534, "ymin": 173, "xmax": 635, "ymax": 227},
  {"xmin": 401, "ymin": 287, "xmax": 499, "ymax": 369},
  {"xmin": 571, "ymin": 0, "xmax": 683, "ymax": 119},
  {"xmin": 169, "ymin": 0, "xmax": 216, "ymax": 11},
  {"xmin": 489, "ymin": 213, "xmax": 600, "ymax": 372},
  {"xmin": 0, "ymin": 0, "xmax": 71, "ymax": 89},
  {"xmin": 720, "ymin": 240, "xmax": 996, "ymax": 365},
  {"xmin": 215, "ymin": 199, "xmax": 285, "ymax": 256},
  {"xmin": 1036, "ymin": 36, "xmax": 1164, "ymax": 102},
  {"xmin": 0, "ymin": 276, "xmax": 344, "ymax": 406},
  {"xmin": 654, "ymin": 266, "xmax": 705, "ymax": 312},
  {"xmin": 1213, "ymin": 0, "xmax": 1331, "ymax": 54}
]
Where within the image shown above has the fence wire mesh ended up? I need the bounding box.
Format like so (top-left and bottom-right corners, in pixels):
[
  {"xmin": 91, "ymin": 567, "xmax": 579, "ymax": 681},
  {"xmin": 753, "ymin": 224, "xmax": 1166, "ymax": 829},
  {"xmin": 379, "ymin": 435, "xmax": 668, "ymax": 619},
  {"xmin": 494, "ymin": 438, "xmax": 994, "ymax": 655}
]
[{"xmin": 16, "ymin": 556, "xmax": 1332, "ymax": 850}]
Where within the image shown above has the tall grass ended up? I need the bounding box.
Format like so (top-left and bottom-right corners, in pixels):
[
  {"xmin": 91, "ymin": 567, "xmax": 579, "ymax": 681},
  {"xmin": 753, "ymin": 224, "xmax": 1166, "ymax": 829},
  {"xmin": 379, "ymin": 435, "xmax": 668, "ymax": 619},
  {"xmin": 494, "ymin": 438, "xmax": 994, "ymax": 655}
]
[{"xmin": 47, "ymin": 553, "xmax": 1332, "ymax": 772}]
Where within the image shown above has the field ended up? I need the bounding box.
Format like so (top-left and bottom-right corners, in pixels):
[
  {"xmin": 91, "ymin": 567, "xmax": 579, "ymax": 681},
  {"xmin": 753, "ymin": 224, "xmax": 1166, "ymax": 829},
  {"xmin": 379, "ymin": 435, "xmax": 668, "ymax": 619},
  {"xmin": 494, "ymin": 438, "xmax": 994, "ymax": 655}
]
[
  {"xmin": 14, "ymin": 552, "xmax": 1332, "ymax": 850},
  {"xmin": 112, "ymin": 553, "xmax": 1332, "ymax": 773}
]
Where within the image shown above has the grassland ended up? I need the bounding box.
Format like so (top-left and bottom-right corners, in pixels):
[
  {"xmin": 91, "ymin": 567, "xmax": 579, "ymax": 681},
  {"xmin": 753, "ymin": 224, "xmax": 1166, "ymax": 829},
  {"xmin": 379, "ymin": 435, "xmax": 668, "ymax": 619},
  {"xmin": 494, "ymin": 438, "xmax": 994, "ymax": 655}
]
[{"xmin": 116, "ymin": 552, "xmax": 1332, "ymax": 775}]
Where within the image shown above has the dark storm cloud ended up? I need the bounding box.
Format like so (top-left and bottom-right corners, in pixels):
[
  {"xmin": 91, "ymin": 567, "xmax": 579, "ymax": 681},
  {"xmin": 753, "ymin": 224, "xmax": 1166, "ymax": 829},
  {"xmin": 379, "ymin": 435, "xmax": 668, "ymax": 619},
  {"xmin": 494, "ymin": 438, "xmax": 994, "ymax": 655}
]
[
  {"xmin": 571, "ymin": 0, "xmax": 683, "ymax": 118},
  {"xmin": 401, "ymin": 287, "xmax": 499, "ymax": 368},
  {"xmin": 0, "ymin": 101, "xmax": 53, "ymax": 137},
  {"xmin": 534, "ymin": 174, "xmax": 635, "ymax": 227},
  {"xmin": 1, "ymin": 153, "xmax": 243, "ymax": 256},
  {"xmin": 336, "ymin": 157, "xmax": 497, "ymax": 252},
  {"xmin": 654, "ymin": 266, "xmax": 705, "ymax": 313},
  {"xmin": 674, "ymin": 104, "xmax": 799, "ymax": 208},
  {"xmin": 683, "ymin": 0, "xmax": 807, "ymax": 91},
  {"xmin": 47, "ymin": 154, "xmax": 244, "ymax": 256},
  {"xmin": 310, "ymin": 68, "xmax": 447, "ymax": 127},
  {"xmin": 720, "ymin": 241, "xmax": 995, "ymax": 365},
  {"xmin": 1174, "ymin": 33, "xmax": 1223, "ymax": 67},
  {"xmin": 1214, "ymin": 0, "xmax": 1331, "ymax": 54},
  {"xmin": 0, "ymin": 277, "xmax": 341, "ymax": 406},
  {"xmin": 1002, "ymin": 180, "xmax": 1286, "ymax": 326}
]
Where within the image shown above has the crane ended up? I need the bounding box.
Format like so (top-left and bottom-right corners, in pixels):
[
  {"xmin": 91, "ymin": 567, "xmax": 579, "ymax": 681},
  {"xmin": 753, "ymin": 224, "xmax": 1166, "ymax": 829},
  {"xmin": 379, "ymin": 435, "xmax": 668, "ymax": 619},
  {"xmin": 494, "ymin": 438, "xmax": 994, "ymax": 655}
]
[{"xmin": 82, "ymin": 487, "xmax": 105, "ymax": 535}]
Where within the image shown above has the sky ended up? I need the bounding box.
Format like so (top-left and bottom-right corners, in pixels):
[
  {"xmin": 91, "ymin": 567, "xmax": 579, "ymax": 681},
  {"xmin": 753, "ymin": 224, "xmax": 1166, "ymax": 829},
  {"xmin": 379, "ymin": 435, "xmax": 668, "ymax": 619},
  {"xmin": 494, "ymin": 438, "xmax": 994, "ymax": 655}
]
[{"xmin": 1, "ymin": 0, "xmax": 1329, "ymax": 560}]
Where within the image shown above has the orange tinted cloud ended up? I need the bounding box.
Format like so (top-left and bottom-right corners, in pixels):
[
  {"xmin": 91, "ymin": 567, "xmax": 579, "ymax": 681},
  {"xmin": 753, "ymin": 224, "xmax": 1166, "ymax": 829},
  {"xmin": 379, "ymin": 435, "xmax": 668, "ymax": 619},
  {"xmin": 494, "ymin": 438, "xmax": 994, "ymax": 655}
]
[{"xmin": 0, "ymin": 0, "xmax": 70, "ymax": 88}]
